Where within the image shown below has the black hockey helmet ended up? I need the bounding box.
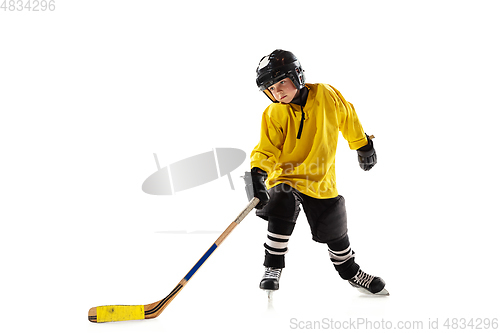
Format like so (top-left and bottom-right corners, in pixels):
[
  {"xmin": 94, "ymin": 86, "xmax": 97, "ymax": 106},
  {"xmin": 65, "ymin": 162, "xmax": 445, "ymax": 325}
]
[{"xmin": 256, "ymin": 49, "xmax": 305, "ymax": 102}]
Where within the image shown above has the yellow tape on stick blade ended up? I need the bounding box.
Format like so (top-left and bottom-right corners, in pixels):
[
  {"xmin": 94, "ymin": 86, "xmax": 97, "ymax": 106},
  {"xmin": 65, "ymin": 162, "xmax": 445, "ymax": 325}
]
[{"xmin": 96, "ymin": 305, "xmax": 145, "ymax": 322}]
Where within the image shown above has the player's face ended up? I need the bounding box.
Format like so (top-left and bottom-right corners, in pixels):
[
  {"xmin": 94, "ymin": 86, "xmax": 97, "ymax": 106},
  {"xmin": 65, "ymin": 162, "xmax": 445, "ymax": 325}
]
[{"xmin": 267, "ymin": 78, "xmax": 299, "ymax": 104}]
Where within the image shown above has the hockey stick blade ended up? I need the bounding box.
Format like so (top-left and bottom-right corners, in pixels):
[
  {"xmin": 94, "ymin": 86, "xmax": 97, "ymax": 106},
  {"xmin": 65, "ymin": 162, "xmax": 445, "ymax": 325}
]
[{"xmin": 88, "ymin": 197, "xmax": 260, "ymax": 323}]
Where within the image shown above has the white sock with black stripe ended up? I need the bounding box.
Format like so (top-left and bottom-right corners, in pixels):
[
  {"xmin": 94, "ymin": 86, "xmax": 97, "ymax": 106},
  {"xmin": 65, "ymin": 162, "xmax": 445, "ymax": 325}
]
[
  {"xmin": 327, "ymin": 235, "xmax": 360, "ymax": 280},
  {"xmin": 328, "ymin": 246, "xmax": 355, "ymax": 266},
  {"xmin": 264, "ymin": 231, "xmax": 291, "ymax": 256}
]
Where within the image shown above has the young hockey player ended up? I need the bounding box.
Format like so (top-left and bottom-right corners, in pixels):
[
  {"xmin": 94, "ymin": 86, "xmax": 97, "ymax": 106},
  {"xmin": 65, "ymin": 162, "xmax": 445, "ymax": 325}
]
[{"xmin": 247, "ymin": 49, "xmax": 388, "ymax": 296}]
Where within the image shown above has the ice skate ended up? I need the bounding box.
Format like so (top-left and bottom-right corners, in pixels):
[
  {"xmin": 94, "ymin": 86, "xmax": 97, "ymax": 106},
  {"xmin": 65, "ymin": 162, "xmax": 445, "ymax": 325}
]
[
  {"xmin": 348, "ymin": 269, "xmax": 389, "ymax": 296},
  {"xmin": 260, "ymin": 267, "xmax": 282, "ymax": 299}
]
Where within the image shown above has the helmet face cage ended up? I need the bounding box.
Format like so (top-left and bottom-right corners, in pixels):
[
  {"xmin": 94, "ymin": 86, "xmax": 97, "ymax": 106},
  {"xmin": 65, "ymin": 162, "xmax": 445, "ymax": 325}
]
[{"xmin": 256, "ymin": 50, "xmax": 305, "ymax": 102}]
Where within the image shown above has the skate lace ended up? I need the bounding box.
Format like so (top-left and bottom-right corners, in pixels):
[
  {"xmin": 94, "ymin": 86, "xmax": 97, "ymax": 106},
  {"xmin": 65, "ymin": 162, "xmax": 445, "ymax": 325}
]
[
  {"xmin": 352, "ymin": 270, "xmax": 375, "ymax": 288},
  {"xmin": 263, "ymin": 267, "xmax": 282, "ymax": 280}
]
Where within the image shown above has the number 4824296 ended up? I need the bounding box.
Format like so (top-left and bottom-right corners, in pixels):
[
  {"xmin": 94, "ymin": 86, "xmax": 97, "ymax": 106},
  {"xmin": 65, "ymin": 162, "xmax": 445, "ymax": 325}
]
[{"xmin": 1, "ymin": 0, "xmax": 56, "ymax": 11}]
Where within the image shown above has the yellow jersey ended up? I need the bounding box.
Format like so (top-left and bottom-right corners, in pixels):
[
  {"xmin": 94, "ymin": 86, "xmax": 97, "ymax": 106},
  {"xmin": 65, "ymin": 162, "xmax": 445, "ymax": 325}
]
[{"xmin": 250, "ymin": 83, "xmax": 368, "ymax": 199}]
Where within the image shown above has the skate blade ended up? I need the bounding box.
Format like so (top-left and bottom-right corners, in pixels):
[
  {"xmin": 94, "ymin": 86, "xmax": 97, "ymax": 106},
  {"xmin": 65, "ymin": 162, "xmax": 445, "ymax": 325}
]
[
  {"xmin": 349, "ymin": 280, "xmax": 390, "ymax": 296},
  {"xmin": 356, "ymin": 287, "xmax": 390, "ymax": 296},
  {"xmin": 266, "ymin": 290, "xmax": 274, "ymax": 300}
]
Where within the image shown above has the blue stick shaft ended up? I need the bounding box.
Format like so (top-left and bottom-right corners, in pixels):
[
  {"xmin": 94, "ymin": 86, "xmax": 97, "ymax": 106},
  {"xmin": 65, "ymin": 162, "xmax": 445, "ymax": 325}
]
[{"xmin": 183, "ymin": 243, "xmax": 218, "ymax": 281}]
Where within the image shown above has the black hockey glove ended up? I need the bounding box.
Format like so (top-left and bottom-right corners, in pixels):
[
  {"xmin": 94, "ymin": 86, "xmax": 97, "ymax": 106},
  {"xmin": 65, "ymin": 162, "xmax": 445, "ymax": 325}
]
[
  {"xmin": 357, "ymin": 134, "xmax": 377, "ymax": 171},
  {"xmin": 243, "ymin": 167, "xmax": 270, "ymax": 209}
]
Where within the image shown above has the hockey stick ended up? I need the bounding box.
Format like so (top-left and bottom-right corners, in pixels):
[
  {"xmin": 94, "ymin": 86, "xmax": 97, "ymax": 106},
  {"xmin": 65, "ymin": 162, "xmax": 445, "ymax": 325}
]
[{"xmin": 88, "ymin": 197, "xmax": 260, "ymax": 323}]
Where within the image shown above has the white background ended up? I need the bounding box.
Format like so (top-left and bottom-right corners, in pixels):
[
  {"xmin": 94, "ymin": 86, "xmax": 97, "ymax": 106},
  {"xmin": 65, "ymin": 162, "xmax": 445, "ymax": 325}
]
[{"xmin": 1, "ymin": 1, "xmax": 499, "ymax": 332}]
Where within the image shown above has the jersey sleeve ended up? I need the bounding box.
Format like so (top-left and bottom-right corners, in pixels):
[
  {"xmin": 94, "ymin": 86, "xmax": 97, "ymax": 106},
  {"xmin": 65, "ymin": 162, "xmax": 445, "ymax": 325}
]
[
  {"xmin": 331, "ymin": 86, "xmax": 368, "ymax": 150},
  {"xmin": 250, "ymin": 109, "xmax": 284, "ymax": 174}
]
